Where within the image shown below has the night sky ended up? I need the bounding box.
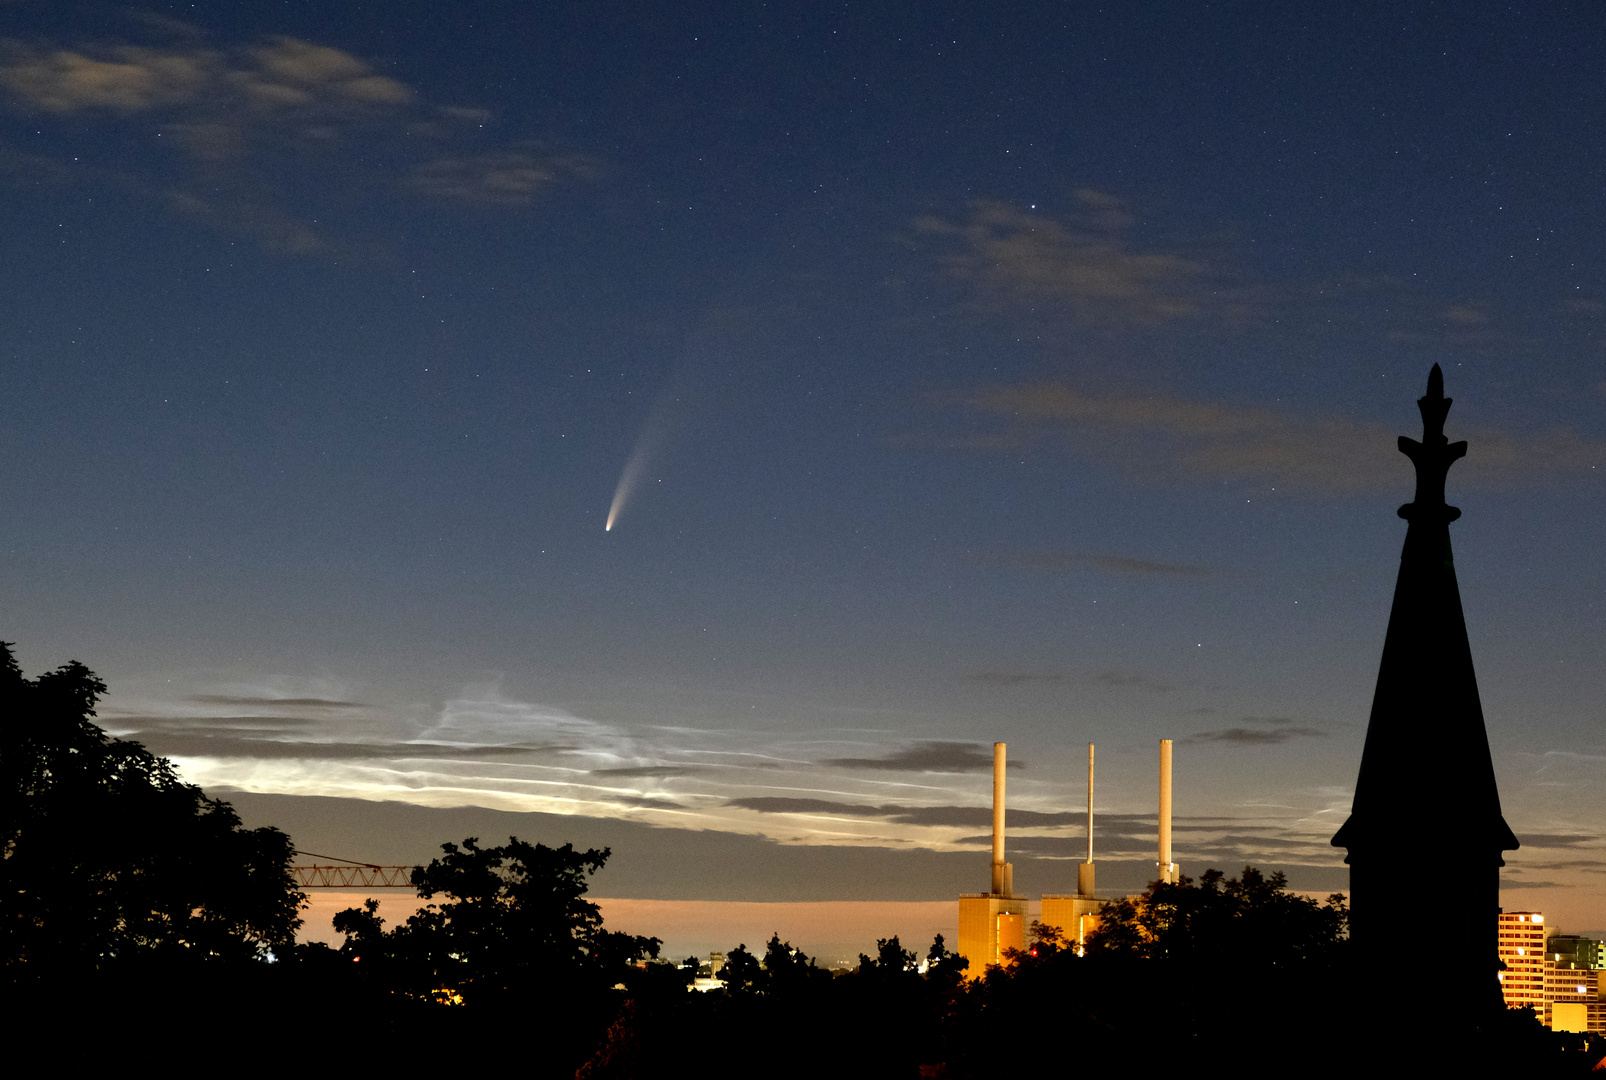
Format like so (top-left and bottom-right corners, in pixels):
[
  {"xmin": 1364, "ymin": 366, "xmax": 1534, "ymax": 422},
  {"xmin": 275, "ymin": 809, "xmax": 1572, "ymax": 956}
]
[{"xmin": 5, "ymin": 1, "xmax": 1605, "ymax": 942}]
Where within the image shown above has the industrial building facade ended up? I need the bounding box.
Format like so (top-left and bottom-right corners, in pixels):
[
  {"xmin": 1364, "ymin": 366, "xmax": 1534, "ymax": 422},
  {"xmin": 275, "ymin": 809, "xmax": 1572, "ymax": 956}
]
[
  {"xmin": 1039, "ymin": 895, "xmax": 1102, "ymax": 952},
  {"xmin": 957, "ymin": 893, "xmax": 1027, "ymax": 971}
]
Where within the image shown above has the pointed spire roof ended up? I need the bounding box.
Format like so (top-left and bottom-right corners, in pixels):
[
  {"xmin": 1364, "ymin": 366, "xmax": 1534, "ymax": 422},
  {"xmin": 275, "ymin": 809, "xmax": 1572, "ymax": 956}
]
[{"xmin": 1332, "ymin": 365, "xmax": 1518, "ymax": 857}]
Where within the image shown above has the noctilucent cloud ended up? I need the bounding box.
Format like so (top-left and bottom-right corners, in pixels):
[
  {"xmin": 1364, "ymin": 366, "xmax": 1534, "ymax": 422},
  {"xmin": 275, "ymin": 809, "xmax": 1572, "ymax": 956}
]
[{"xmin": 3, "ymin": 1, "xmax": 1603, "ymax": 925}]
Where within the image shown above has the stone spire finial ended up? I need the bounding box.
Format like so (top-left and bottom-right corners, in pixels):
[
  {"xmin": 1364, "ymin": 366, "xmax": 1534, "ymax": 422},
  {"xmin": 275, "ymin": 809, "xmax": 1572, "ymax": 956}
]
[{"xmin": 1397, "ymin": 363, "xmax": 1467, "ymax": 522}]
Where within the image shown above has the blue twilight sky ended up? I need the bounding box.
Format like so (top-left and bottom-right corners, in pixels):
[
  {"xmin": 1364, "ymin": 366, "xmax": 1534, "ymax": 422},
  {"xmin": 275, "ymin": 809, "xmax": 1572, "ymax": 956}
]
[{"xmin": 3, "ymin": 1, "xmax": 1604, "ymax": 922}]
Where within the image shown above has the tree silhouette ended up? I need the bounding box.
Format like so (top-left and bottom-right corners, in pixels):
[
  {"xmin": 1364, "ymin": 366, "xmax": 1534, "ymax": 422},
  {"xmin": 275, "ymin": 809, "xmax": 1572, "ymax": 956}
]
[
  {"xmin": 1, "ymin": 643, "xmax": 301, "ymax": 975},
  {"xmin": 762, "ymin": 932, "xmax": 828, "ymax": 996},
  {"xmin": 335, "ymin": 836, "xmax": 659, "ymax": 1004},
  {"xmin": 329, "ymin": 836, "xmax": 662, "ymax": 1078},
  {"xmin": 1087, "ymin": 865, "xmax": 1347, "ymax": 967},
  {"xmin": 715, "ymin": 941, "xmax": 764, "ymax": 994},
  {"xmin": 925, "ymin": 932, "xmax": 969, "ymax": 988},
  {"xmin": 856, "ymin": 934, "xmax": 919, "ymax": 983}
]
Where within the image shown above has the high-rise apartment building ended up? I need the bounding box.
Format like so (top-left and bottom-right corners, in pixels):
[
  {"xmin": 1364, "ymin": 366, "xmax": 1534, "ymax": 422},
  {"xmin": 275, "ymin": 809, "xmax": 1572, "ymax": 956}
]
[{"xmin": 1497, "ymin": 911, "xmax": 1547, "ymax": 1015}]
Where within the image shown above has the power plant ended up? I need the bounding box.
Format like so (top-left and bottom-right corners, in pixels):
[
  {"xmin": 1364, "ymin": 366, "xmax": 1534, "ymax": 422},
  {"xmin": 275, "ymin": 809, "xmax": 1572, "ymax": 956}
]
[
  {"xmin": 961, "ymin": 738, "xmax": 1180, "ymax": 974},
  {"xmin": 956, "ymin": 743, "xmax": 1028, "ymax": 973},
  {"xmin": 1040, "ymin": 742, "xmax": 1104, "ymax": 955}
]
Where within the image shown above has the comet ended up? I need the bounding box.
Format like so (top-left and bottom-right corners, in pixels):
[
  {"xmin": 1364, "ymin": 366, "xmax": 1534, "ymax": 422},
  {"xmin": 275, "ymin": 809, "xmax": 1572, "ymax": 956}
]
[
  {"xmin": 602, "ymin": 366, "xmax": 684, "ymax": 532},
  {"xmin": 604, "ymin": 445, "xmax": 649, "ymax": 532},
  {"xmin": 602, "ymin": 324, "xmax": 731, "ymax": 532}
]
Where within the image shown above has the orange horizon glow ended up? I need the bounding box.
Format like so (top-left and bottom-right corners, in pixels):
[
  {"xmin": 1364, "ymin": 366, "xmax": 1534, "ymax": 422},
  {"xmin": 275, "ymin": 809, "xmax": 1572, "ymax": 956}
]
[{"xmin": 298, "ymin": 893, "xmax": 958, "ymax": 964}]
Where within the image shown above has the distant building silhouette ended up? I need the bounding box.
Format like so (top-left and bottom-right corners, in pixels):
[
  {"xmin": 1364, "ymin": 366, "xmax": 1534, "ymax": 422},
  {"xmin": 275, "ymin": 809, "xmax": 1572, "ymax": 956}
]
[{"xmin": 1332, "ymin": 365, "xmax": 1519, "ymax": 1028}]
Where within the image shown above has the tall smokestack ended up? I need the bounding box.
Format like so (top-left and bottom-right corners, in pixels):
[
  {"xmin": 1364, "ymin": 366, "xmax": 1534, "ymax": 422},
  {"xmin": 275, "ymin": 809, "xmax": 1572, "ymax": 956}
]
[
  {"xmin": 1078, "ymin": 742, "xmax": 1096, "ymax": 897},
  {"xmin": 1158, "ymin": 738, "xmax": 1178, "ymax": 884},
  {"xmin": 990, "ymin": 742, "xmax": 1013, "ymax": 896}
]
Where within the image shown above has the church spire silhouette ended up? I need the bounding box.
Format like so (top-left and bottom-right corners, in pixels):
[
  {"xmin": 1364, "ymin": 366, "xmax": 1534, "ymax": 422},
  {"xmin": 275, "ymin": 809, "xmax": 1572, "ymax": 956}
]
[{"xmin": 1332, "ymin": 364, "xmax": 1518, "ymax": 1024}]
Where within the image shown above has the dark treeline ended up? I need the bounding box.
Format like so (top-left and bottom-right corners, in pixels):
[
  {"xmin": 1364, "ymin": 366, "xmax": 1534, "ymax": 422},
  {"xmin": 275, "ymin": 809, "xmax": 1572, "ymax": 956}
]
[{"xmin": 4, "ymin": 646, "xmax": 1599, "ymax": 1075}]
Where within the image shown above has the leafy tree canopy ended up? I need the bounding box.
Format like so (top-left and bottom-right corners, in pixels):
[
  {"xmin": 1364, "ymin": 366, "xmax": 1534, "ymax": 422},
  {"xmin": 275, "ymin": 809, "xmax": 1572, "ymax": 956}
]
[
  {"xmin": 762, "ymin": 932, "xmax": 829, "ymax": 995},
  {"xmin": 856, "ymin": 934, "xmax": 919, "ymax": 984},
  {"xmin": 924, "ymin": 932, "xmax": 969, "ymax": 987},
  {"xmin": 335, "ymin": 836, "xmax": 659, "ymax": 1004},
  {"xmin": 716, "ymin": 941, "xmax": 764, "ymax": 995},
  {"xmin": 1087, "ymin": 866, "xmax": 1347, "ymax": 967},
  {"xmin": 1, "ymin": 643, "xmax": 303, "ymax": 974}
]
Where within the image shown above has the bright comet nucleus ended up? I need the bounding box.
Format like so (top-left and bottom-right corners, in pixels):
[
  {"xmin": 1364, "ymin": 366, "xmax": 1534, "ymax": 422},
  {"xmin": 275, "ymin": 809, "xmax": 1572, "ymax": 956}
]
[{"xmin": 604, "ymin": 443, "xmax": 648, "ymax": 532}]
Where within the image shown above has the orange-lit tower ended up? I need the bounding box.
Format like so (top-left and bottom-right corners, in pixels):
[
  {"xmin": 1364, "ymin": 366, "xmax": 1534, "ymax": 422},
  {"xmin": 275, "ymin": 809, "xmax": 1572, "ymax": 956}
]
[
  {"xmin": 1331, "ymin": 365, "xmax": 1518, "ymax": 1027},
  {"xmin": 1157, "ymin": 738, "xmax": 1179, "ymax": 884},
  {"xmin": 1041, "ymin": 742, "xmax": 1103, "ymax": 952},
  {"xmin": 957, "ymin": 742, "xmax": 1027, "ymax": 975}
]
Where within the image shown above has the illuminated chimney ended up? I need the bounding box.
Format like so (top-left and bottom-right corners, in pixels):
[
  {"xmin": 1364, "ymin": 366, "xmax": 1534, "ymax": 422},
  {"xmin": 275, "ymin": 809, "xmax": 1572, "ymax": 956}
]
[
  {"xmin": 1077, "ymin": 742, "xmax": 1096, "ymax": 898},
  {"xmin": 989, "ymin": 742, "xmax": 1013, "ymax": 896},
  {"xmin": 1158, "ymin": 738, "xmax": 1179, "ymax": 884}
]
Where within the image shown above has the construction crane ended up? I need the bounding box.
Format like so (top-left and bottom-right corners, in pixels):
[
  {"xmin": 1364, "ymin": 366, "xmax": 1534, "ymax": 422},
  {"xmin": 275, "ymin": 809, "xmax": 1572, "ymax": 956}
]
[{"xmin": 292, "ymin": 850, "xmax": 419, "ymax": 888}]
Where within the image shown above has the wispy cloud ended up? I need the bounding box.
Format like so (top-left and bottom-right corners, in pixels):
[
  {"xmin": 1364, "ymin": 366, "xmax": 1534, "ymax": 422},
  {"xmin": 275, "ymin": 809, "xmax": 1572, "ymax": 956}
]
[
  {"xmin": 822, "ymin": 741, "xmax": 1022, "ymax": 773},
  {"xmin": 1522, "ymin": 859, "xmax": 1606, "ymax": 872},
  {"xmin": 914, "ymin": 193, "xmax": 1242, "ymax": 324},
  {"xmin": 405, "ymin": 149, "xmax": 597, "ymax": 207},
  {"xmin": 952, "ymin": 822, "xmax": 1341, "ymax": 864},
  {"xmin": 1185, "ymin": 716, "xmax": 1327, "ymax": 746},
  {"xmin": 116, "ymin": 713, "xmax": 322, "ymax": 729},
  {"xmin": 991, "ymin": 549, "xmax": 1214, "ymax": 577},
  {"xmin": 727, "ymin": 797, "xmax": 1080, "ymax": 828},
  {"xmin": 729, "ymin": 797, "xmax": 892, "ymax": 818},
  {"xmin": 591, "ymin": 765, "xmax": 696, "ymax": 779},
  {"xmin": 1518, "ymin": 833, "xmax": 1599, "ymax": 849},
  {"xmin": 611, "ymin": 795, "xmax": 686, "ymax": 811},
  {"xmin": 0, "ymin": 27, "xmax": 593, "ymax": 252},
  {"xmin": 1442, "ymin": 303, "xmax": 1490, "ymax": 326},
  {"xmin": 968, "ymin": 671, "xmax": 1066, "ymax": 687},
  {"xmin": 125, "ymin": 731, "xmax": 577, "ymax": 761},
  {"xmin": 0, "ymin": 36, "xmax": 410, "ymax": 118},
  {"xmin": 105, "ymin": 681, "xmax": 1351, "ymax": 867},
  {"xmin": 1088, "ymin": 670, "xmax": 1176, "ymax": 691},
  {"xmin": 913, "ymin": 192, "xmax": 1581, "ymax": 356},
  {"xmin": 160, "ymin": 188, "xmax": 341, "ymax": 255},
  {"xmin": 967, "ymin": 668, "xmax": 1174, "ymax": 692},
  {"xmin": 916, "ymin": 381, "xmax": 1605, "ymax": 493},
  {"xmin": 189, "ymin": 695, "xmax": 365, "ymax": 709}
]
